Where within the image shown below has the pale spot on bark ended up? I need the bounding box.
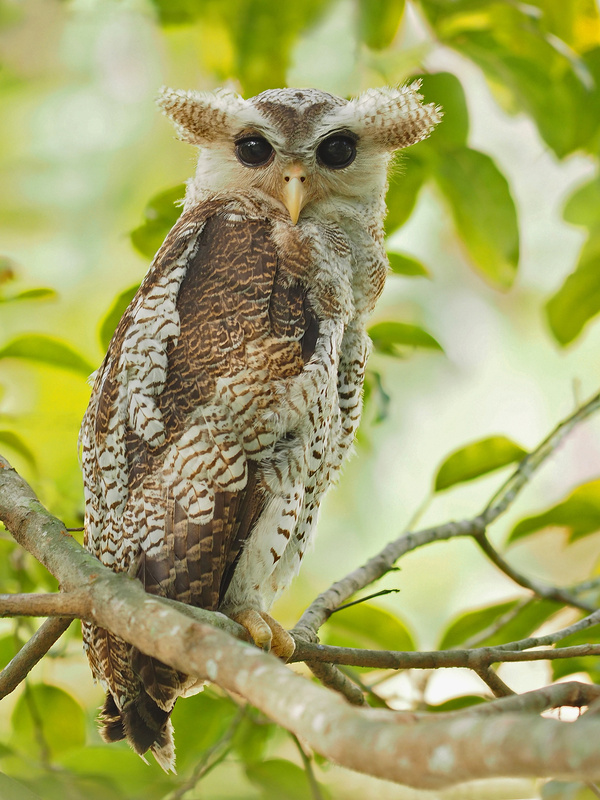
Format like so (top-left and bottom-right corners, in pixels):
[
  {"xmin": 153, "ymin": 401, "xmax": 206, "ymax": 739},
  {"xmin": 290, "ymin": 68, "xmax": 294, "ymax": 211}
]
[
  {"xmin": 429, "ymin": 745, "xmax": 455, "ymax": 774},
  {"xmin": 205, "ymin": 659, "xmax": 218, "ymax": 680},
  {"xmin": 313, "ymin": 713, "xmax": 326, "ymax": 732}
]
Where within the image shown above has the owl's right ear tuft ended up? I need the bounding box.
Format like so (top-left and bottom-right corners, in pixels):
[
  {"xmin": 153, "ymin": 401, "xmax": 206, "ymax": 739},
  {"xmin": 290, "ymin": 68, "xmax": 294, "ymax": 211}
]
[{"xmin": 157, "ymin": 87, "xmax": 247, "ymax": 145}]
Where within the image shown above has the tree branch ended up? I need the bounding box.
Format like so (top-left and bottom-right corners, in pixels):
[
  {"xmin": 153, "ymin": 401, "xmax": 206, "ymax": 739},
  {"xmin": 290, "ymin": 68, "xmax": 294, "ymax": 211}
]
[
  {"xmin": 474, "ymin": 531, "xmax": 594, "ymax": 612},
  {"xmin": 305, "ymin": 660, "xmax": 366, "ymax": 705},
  {"xmin": 0, "ymin": 616, "xmax": 73, "ymax": 699},
  {"xmin": 3, "ymin": 457, "xmax": 600, "ymax": 788},
  {"xmin": 291, "ymin": 640, "xmax": 600, "ymax": 669},
  {"xmin": 294, "ymin": 389, "xmax": 600, "ymax": 641},
  {"xmin": 0, "ymin": 592, "xmax": 90, "ymax": 618}
]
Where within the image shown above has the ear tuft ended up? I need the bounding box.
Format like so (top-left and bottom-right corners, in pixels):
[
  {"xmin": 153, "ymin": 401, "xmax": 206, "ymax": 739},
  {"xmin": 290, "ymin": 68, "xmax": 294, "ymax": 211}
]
[
  {"xmin": 347, "ymin": 81, "xmax": 443, "ymax": 150},
  {"xmin": 157, "ymin": 87, "xmax": 247, "ymax": 145}
]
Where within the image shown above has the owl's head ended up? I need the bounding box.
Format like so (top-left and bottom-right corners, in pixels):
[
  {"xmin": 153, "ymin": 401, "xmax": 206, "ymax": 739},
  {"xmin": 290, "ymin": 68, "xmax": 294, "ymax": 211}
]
[{"xmin": 158, "ymin": 84, "xmax": 441, "ymax": 224}]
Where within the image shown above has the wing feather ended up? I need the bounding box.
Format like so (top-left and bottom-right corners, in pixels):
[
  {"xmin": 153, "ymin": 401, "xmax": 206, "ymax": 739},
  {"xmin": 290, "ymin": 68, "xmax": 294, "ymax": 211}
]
[{"xmin": 82, "ymin": 203, "xmax": 319, "ymax": 765}]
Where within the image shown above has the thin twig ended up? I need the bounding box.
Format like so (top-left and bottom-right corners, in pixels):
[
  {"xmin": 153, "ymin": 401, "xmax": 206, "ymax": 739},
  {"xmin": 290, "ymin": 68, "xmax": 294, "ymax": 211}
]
[
  {"xmin": 295, "ymin": 389, "xmax": 600, "ymax": 641},
  {"xmin": 290, "ymin": 733, "xmax": 325, "ymax": 800},
  {"xmin": 473, "ymin": 665, "xmax": 515, "ymax": 698},
  {"xmin": 0, "ymin": 617, "xmax": 72, "ymax": 699},
  {"xmin": 572, "ymin": 575, "xmax": 600, "ymax": 596},
  {"xmin": 460, "ymin": 597, "xmax": 532, "ymax": 650},
  {"xmin": 333, "ymin": 588, "xmax": 400, "ymax": 613},
  {"xmin": 448, "ymin": 681, "xmax": 600, "ymax": 718},
  {"xmin": 482, "ymin": 390, "xmax": 600, "ymax": 523},
  {"xmin": 338, "ymin": 665, "xmax": 395, "ymax": 708},
  {"xmin": 494, "ymin": 608, "xmax": 600, "ymax": 652},
  {"xmin": 306, "ymin": 661, "xmax": 366, "ymax": 705},
  {"xmin": 474, "ymin": 532, "xmax": 594, "ymax": 612},
  {"xmin": 291, "ymin": 641, "xmax": 600, "ymax": 670}
]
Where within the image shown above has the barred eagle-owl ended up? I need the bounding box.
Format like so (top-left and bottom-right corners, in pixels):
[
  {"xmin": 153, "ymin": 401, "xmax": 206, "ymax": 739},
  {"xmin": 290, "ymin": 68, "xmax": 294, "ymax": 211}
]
[{"xmin": 80, "ymin": 82, "xmax": 441, "ymax": 770}]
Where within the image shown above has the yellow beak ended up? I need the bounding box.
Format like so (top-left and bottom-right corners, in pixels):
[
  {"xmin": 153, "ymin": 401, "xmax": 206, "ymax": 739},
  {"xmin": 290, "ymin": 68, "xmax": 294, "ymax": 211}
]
[{"xmin": 282, "ymin": 167, "xmax": 307, "ymax": 225}]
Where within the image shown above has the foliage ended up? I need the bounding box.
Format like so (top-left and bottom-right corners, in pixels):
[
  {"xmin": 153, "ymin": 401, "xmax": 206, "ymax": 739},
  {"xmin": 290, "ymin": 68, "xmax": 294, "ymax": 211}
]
[{"xmin": 1, "ymin": 0, "xmax": 600, "ymax": 798}]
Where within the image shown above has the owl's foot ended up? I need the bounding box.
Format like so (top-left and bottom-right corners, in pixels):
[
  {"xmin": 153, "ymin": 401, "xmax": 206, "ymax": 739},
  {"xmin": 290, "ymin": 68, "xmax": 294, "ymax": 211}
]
[{"xmin": 231, "ymin": 609, "xmax": 295, "ymax": 661}]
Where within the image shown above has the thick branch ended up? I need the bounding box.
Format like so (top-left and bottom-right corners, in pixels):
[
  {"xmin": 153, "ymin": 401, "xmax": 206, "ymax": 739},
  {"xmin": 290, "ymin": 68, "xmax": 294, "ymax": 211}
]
[
  {"xmin": 0, "ymin": 592, "xmax": 90, "ymax": 618},
  {"xmin": 3, "ymin": 459, "xmax": 600, "ymax": 788},
  {"xmin": 3, "ymin": 589, "xmax": 599, "ymax": 671}
]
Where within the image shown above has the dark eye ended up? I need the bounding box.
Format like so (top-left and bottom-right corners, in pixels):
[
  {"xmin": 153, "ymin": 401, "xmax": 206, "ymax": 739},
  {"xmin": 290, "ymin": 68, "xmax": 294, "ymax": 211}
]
[
  {"xmin": 235, "ymin": 136, "xmax": 273, "ymax": 167},
  {"xmin": 317, "ymin": 135, "xmax": 357, "ymax": 169}
]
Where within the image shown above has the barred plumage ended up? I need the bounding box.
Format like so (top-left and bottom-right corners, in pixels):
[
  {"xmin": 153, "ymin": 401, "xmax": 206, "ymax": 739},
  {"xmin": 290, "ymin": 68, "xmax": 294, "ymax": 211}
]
[{"xmin": 80, "ymin": 83, "xmax": 441, "ymax": 771}]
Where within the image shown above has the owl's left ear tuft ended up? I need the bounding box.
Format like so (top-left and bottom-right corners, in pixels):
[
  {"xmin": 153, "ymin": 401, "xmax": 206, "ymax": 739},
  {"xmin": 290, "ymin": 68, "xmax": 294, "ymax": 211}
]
[
  {"xmin": 157, "ymin": 86, "xmax": 247, "ymax": 145},
  {"xmin": 348, "ymin": 82, "xmax": 443, "ymax": 151}
]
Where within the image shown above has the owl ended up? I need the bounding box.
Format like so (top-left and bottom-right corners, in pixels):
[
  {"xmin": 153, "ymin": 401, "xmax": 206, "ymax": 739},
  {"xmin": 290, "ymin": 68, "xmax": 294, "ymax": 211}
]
[{"xmin": 79, "ymin": 82, "xmax": 441, "ymax": 770}]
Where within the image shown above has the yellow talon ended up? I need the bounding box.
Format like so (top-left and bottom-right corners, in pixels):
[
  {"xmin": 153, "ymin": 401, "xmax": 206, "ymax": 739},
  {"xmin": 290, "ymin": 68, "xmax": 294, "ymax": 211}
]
[{"xmin": 230, "ymin": 609, "xmax": 295, "ymax": 661}]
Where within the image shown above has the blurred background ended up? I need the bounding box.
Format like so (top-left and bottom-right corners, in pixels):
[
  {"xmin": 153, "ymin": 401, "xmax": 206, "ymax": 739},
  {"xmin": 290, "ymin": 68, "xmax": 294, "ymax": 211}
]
[{"xmin": 1, "ymin": 1, "xmax": 600, "ymax": 798}]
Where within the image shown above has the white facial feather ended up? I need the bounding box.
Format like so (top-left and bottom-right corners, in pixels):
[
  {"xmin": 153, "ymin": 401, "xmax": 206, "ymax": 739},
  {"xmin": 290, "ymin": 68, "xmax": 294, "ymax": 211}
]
[{"xmin": 159, "ymin": 83, "xmax": 441, "ymax": 217}]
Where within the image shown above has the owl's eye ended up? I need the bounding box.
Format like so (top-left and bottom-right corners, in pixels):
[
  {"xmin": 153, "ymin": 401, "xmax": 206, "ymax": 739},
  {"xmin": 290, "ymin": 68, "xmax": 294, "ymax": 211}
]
[
  {"xmin": 317, "ymin": 135, "xmax": 357, "ymax": 169},
  {"xmin": 235, "ymin": 136, "xmax": 274, "ymax": 167}
]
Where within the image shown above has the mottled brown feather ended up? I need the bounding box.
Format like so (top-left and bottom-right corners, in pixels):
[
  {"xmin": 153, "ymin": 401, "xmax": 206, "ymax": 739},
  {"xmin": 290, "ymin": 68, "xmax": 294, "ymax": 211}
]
[{"xmin": 91, "ymin": 209, "xmax": 319, "ymax": 759}]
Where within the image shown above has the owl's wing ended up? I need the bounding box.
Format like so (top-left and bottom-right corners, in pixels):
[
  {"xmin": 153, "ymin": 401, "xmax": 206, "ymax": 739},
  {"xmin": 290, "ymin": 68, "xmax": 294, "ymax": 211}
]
[
  {"xmin": 83, "ymin": 204, "xmax": 317, "ymax": 610},
  {"xmin": 81, "ymin": 204, "xmax": 318, "ymax": 766}
]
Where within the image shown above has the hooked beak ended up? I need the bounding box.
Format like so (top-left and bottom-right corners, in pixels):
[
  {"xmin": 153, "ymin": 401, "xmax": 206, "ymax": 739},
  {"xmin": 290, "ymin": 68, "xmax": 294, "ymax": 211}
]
[{"xmin": 282, "ymin": 165, "xmax": 308, "ymax": 225}]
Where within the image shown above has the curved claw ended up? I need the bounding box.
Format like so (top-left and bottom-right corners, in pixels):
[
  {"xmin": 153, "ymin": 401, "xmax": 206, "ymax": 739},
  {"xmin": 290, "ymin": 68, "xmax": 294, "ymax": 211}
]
[{"xmin": 230, "ymin": 609, "xmax": 295, "ymax": 662}]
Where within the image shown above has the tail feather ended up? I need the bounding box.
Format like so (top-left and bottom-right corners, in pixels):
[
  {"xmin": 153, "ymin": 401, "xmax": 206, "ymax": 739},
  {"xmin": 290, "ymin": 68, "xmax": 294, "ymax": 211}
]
[
  {"xmin": 99, "ymin": 690, "xmax": 177, "ymax": 773},
  {"xmin": 99, "ymin": 692, "xmax": 125, "ymax": 743}
]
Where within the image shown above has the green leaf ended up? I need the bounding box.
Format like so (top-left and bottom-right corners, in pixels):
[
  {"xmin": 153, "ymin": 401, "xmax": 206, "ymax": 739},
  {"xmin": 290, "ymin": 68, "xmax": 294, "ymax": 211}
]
[
  {"xmin": 130, "ymin": 184, "xmax": 185, "ymax": 259},
  {"xmin": 423, "ymin": 2, "xmax": 599, "ymax": 157},
  {"xmin": 431, "ymin": 146, "xmax": 519, "ymax": 288},
  {"xmin": 426, "ymin": 695, "xmax": 486, "ymax": 712},
  {"xmin": 324, "ymin": 602, "xmax": 415, "ymax": 652},
  {"xmin": 11, "ymin": 684, "xmax": 86, "ymax": 759},
  {"xmin": 99, "ymin": 285, "xmax": 139, "ymax": 352},
  {"xmin": 414, "ymin": 72, "xmax": 469, "ymax": 148},
  {"xmin": 0, "ymin": 335, "xmax": 95, "ymax": 376},
  {"xmin": 0, "ymin": 773, "xmax": 43, "ymax": 800},
  {"xmin": 534, "ymin": 0, "xmax": 600, "ymax": 53},
  {"xmin": 233, "ymin": 709, "xmax": 274, "ymax": 764},
  {"xmin": 551, "ymin": 621, "xmax": 600, "ymax": 683},
  {"xmin": 546, "ymin": 233, "xmax": 600, "ymax": 346},
  {"xmin": 358, "ymin": 0, "xmax": 405, "ymax": 50},
  {"xmin": 386, "ymin": 252, "xmax": 430, "ymax": 278},
  {"xmin": 170, "ymin": 689, "xmax": 237, "ymax": 771},
  {"xmin": 27, "ymin": 773, "xmax": 125, "ymax": 800},
  {"xmin": 246, "ymin": 758, "xmax": 324, "ymax": 800},
  {"xmin": 0, "ymin": 634, "xmax": 22, "ymax": 670},
  {"xmin": 439, "ymin": 599, "xmax": 519, "ymax": 650},
  {"xmin": 368, "ymin": 321, "xmax": 443, "ymax": 355},
  {"xmin": 150, "ymin": 1, "xmax": 328, "ymax": 96},
  {"xmin": 384, "ymin": 157, "xmax": 426, "ymax": 235},
  {"xmin": 509, "ymin": 479, "xmax": 600, "ymax": 544},
  {"xmin": 2, "ymin": 288, "xmax": 57, "ymax": 304},
  {"xmin": 542, "ymin": 781, "xmax": 599, "ymax": 800},
  {"xmin": 563, "ymin": 176, "xmax": 600, "ymax": 228},
  {"xmin": 59, "ymin": 746, "xmax": 171, "ymax": 798},
  {"xmin": 439, "ymin": 598, "xmax": 561, "ymax": 650},
  {"xmin": 434, "ymin": 435, "xmax": 528, "ymax": 492},
  {"xmin": 0, "ymin": 431, "xmax": 36, "ymax": 469}
]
